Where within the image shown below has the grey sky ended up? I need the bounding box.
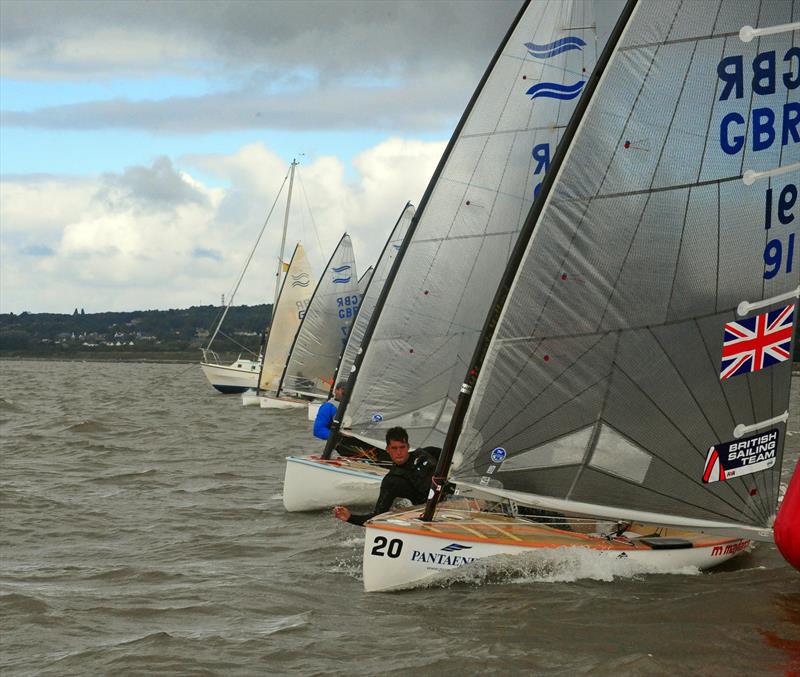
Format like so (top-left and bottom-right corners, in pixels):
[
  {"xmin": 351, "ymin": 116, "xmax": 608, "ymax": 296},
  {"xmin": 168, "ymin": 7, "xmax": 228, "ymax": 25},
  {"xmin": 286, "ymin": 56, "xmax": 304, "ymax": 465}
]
[{"xmin": 2, "ymin": 0, "xmax": 523, "ymax": 133}]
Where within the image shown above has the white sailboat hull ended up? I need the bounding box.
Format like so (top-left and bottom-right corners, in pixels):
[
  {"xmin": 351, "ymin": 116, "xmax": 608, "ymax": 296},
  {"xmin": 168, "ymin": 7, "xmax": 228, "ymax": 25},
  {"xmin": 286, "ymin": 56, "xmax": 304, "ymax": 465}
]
[
  {"xmin": 361, "ymin": 508, "xmax": 752, "ymax": 592},
  {"xmin": 200, "ymin": 360, "xmax": 260, "ymax": 394},
  {"xmin": 241, "ymin": 389, "xmax": 261, "ymax": 406},
  {"xmin": 283, "ymin": 456, "xmax": 385, "ymax": 512},
  {"xmin": 308, "ymin": 401, "xmax": 322, "ymax": 421},
  {"xmin": 259, "ymin": 395, "xmax": 308, "ymax": 410}
]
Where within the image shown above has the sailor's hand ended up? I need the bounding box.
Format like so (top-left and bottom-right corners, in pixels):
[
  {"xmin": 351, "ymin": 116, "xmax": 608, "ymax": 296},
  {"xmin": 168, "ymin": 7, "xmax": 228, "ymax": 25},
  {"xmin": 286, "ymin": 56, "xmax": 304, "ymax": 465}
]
[{"xmin": 333, "ymin": 506, "xmax": 351, "ymax": 522}]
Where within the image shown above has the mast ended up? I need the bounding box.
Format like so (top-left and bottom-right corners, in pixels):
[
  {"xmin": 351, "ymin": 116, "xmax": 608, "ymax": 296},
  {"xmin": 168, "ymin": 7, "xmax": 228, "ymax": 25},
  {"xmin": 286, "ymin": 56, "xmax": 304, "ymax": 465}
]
[
  {"xmin": 273, "ymin": 159, "xmax": 298, "ymax": 319},
  {"xmin": 322, "ymin": 0, "xmax": 533, "ymax": 459},
  {"xmin": 421, "ymin": 0, "xmax": 638, "ymax": 521},
  {"xmin": 255, "ymin": 159, "xmax": 297, "ymax": 394}
]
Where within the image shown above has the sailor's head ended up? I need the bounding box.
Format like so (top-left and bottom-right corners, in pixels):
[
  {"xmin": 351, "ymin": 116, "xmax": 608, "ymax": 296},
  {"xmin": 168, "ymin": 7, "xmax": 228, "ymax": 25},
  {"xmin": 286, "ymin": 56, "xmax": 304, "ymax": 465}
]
[
  {"xmin": 385, "ymin": 426, "xmax": 410, "ymax": 465},
  {"xmin": 334, "ymin": 381, "xmax": 347, "ymax": 400}
]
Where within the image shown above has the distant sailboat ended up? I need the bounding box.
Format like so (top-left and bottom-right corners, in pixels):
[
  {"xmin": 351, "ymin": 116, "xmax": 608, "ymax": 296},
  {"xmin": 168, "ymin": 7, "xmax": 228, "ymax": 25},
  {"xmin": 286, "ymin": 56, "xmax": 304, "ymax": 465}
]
[
  {"xmin": 361, "ymin": 0, "xmax": 800, "ymax": 591},
  {"xmin": 253, "ymin": 242, "xmax": 316, "ymax": 409},
  {"xmin": 261, "ymin": 233, "xmax": 360, "ymax": 409}
]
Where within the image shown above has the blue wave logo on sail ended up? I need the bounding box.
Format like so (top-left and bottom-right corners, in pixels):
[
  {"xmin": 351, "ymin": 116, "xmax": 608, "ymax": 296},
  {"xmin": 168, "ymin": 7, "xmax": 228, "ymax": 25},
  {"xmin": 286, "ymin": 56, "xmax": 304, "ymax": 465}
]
[
  {"xmin": 331, "ymin": 264, "xmax": 352, "ymax": 284},
  {"xmin": 526, "ymin": 80, "xmax": 585, "ymax": 101},
  {"xmin": 524, "ymin": 36, "xmax": 586, "ymax": 59},
  {"xmin": 291, "ymin": 273, "xmax": 310, "ymax": 287}
]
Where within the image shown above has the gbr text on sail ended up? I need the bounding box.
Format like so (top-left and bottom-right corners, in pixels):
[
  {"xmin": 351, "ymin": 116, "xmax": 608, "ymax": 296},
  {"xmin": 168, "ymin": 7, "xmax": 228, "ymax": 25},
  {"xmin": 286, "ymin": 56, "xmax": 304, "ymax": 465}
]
[
  {"xmin": 717, "ymin": 46, "xmax": 799, "ymax": 281},
  {"xmin": 717, "ymin": 46, "xmax": 799, "ymax": 155}
]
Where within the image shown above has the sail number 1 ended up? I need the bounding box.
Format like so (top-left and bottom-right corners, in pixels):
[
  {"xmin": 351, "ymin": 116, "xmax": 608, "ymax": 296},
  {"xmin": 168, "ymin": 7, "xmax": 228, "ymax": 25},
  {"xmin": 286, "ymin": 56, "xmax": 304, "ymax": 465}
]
[{"xmin": 763, "ymin": 182, "xmax": 797, "ymax": 280}]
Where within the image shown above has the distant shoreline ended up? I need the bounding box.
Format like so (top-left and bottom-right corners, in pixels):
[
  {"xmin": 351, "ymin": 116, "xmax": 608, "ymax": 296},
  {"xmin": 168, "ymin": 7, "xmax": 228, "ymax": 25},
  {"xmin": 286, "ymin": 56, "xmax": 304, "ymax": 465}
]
[
  {"xmin": 3, "ymin": 354, "xmax": 800, "ymax": 372},
  {"xmin": 0, "ymin": 353, "xmax": 203, "ymax": 364},
  {"xmin": 0, "ymin": 357, "xmax": 197, "ymax": 364}
]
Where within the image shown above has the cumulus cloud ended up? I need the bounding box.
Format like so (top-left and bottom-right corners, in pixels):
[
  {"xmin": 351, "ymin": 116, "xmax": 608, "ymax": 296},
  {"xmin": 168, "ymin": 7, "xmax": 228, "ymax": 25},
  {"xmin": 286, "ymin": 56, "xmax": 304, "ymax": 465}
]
[
  {"xmin": 95, "ymin": 156, "xmax": 209, "ymax": 211},
  {"xmin": 0, "ymin": 138, "xmax": 445, "ymax": 313}
]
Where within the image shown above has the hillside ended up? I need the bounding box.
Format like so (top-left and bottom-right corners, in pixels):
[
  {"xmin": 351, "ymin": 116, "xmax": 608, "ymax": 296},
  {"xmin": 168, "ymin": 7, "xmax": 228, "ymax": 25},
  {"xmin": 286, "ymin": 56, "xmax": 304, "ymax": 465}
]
[{"xmin": 0, "ymin": 305, "xmax": 271, "ymax": 361}]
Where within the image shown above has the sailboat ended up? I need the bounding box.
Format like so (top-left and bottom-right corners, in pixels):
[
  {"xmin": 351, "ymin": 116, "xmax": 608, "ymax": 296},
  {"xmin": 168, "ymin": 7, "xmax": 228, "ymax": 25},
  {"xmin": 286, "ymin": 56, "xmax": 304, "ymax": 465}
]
[
  {"xmin": 284, "ymin": 204, "xmax": 416, "ymax": 511},
  {"xmin": 307, "ymin": 264, "xmax": 375, "ymax": 421},
  {"xmin": 284, "ymin": 0, "xmax": 627, "ymax": 510},
  {"xmin": 360, "ymin": 0, "xmax": 800, "ymax": 591},
  {"xmin": 261, "ymin": 233, "xmax": 360, "ymax": 409},
  {"xmin": 202, "ymin": 159, "xmax": 302, "ymax": 394},
  {"xmin": 253, "ymin": 242, "xmax": 317, "ymax": 409}
]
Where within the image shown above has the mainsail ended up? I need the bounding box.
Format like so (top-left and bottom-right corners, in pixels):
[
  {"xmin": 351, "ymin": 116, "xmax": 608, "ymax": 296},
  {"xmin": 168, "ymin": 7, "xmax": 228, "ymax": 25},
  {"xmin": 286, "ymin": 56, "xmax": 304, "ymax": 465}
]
[
  {"xmin": 334, "ymin": 204, "xmax": 415, "ymax": 393},
  {"xmin": 446, "ymin": 0, "xmax": 799, "ymax": 532},
  {"xmin": 258, "ymin": 243, "xmax": 315, "ymax": 393},
  {"xmin": 279, "ymin": 234, "xmax": 359, "ymax": 399},
  {"xmin": 339, "ymin": 0, "xmax": 628, "ymax": 449}
]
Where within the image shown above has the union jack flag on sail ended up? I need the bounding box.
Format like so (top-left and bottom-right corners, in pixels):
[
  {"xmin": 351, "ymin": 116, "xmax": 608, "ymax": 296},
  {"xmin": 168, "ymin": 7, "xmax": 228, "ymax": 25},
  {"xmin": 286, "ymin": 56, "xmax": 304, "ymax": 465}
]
[{"xmin": 719, "ymin": 304, "xmax": 795, "ymax": 380}]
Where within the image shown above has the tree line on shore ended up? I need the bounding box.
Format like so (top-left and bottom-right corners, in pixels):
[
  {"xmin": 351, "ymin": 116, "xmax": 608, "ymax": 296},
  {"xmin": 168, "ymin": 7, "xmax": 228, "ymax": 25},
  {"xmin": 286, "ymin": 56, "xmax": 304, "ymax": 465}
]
[{"xmin": 0, "ymin": 305, "xmax": 271, "ymax": 360}]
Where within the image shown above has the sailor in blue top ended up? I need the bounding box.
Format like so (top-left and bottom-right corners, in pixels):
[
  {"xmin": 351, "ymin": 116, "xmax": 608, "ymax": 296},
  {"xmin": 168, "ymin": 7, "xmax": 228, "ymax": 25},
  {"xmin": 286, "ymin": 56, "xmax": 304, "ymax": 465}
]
[{"xmin": 313, "ymin": 382, "xmax": 345, "ymax": 440}]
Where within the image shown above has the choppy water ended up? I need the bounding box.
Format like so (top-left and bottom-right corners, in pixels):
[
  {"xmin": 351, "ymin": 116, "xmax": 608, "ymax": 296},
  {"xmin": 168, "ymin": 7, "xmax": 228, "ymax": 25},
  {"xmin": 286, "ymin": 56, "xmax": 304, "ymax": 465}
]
[{"xmin": 1, "ymin": 360, "xmax": 798, "ymax": 676}]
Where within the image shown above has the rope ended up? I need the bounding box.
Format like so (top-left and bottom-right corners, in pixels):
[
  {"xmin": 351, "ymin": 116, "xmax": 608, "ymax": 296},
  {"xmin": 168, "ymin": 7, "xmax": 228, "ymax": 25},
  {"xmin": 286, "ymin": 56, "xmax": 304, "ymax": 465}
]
[
  {"xmin": 296, "ymin": 171, "xmax": 325, "ymax": 257},
  {"xmin": 216, "ymin": 330, "xmax": 258, "ymax": 357},
  {"xmin": 205, "ymin": 168, "xmax": 291, "ymax": 349}
]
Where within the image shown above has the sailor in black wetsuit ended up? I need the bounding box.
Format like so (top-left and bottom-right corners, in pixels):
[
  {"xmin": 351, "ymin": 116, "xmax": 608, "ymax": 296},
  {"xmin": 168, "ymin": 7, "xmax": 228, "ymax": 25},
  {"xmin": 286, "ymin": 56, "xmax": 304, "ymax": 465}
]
[{"xmin": 332, "ymin": 426, "xmax": 438, "ymax": 526}]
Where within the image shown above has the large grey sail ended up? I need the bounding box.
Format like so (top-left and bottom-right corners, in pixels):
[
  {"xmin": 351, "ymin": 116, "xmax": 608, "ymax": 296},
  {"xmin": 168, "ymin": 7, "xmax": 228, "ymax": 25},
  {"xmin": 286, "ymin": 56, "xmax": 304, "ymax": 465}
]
[
  {"xmin": 343, "ymin": 0, "xmax": 628, "ymax": 448},
  {"xmin": 280, "ymin": 234, "xmax": 359, "ymax": 399},
  {"xmin": 451, "ymin": 0, "xmax": 799, "ymax": 530},
  {"xmin": 336, "ymin": 204, "xmax": 415, "ymax": 392}
]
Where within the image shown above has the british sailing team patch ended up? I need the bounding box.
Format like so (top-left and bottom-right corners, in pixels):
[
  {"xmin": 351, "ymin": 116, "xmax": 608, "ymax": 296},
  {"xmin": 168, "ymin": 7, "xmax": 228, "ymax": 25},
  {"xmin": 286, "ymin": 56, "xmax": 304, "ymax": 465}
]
[{"xmin": 702, "ymin": 429, "xmax": 779, "ymax": 483}]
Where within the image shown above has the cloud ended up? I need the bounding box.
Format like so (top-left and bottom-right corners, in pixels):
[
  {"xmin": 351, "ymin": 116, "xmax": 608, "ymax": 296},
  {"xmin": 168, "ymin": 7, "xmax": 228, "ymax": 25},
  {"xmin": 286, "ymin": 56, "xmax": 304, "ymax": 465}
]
[
  {"xmin": 95, "ymin": 156, "xmax": 209, "ymax": 211},
  {"xmin": 0, "ymin": 138, "xmax": 445, "ymax": 312},
  {"xmin": 0, "ymin": 1, "xmax": 522, "ymax": 80},
  {"xmin": 1, "ymin": 68, "xmax": 480, "ymax": 133},
  {"xmin": 0, "ymin": 1, "xmax": 521, "ymax": 134}
]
